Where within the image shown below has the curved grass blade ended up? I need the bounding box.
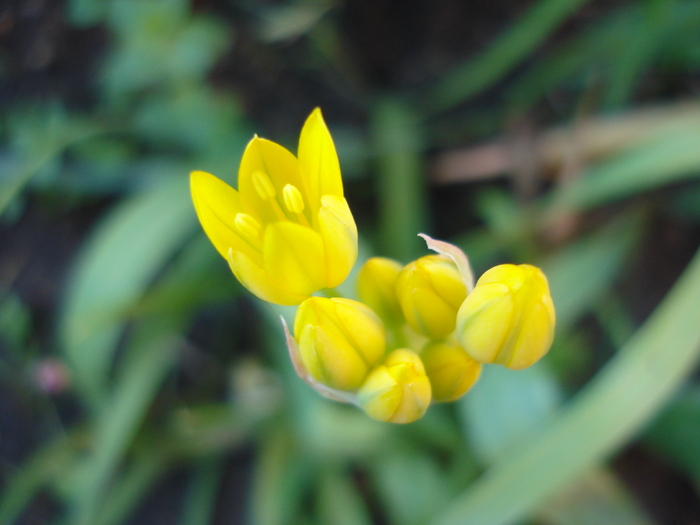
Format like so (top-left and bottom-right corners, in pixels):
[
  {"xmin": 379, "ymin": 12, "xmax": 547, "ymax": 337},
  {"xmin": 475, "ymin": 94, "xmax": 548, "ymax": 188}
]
[
  {"xmin": 425, "ymin": 0, "xmax": 592, "ymax": 114},
  {"xmin": 432, "ymin": 245, "xmax": 700, "ymax": 525}
]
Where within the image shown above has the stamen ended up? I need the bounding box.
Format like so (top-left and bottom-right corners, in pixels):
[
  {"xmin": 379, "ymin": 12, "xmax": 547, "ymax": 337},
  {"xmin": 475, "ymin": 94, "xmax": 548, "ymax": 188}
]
[
  {"xmin": 252, "ymin": 170, "xmax": 276, "ymax": 201},
  {"xmin": 282, "ymin": 184, "xmax": 305, "ymax": 214},
  {"xmin": 235, "ymin": 213, "xmax": 261, "ymax": 239}
]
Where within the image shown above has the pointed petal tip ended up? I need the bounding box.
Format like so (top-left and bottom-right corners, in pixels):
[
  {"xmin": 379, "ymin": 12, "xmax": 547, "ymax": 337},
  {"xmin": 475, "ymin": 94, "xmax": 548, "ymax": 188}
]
[{"xmin": 190, "ymin": 169, "xmax": 211, "ymax": 182}]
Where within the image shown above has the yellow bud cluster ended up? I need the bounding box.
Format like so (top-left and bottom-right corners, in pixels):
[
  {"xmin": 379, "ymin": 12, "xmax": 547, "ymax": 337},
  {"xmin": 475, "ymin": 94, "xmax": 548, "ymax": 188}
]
[{"xmin": 191, "ymin": 108, "xmax": 556, "ymax": 424}]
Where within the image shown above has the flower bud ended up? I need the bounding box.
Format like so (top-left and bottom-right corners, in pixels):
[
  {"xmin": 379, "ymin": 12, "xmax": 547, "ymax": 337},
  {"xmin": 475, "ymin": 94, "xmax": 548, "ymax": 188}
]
[
  {"xmin": 396, "ymin": 255, "xmax": 467, "ymax": 340},
  {"xmin": 357, "ymin": 257, "xmax": 404, "ymax": 326},
  {"xmin": 357, "ymin": 349, "xmax": 431, "ymax": 424},
  {"xmin": 294, "ymin": 297, "xmax": 386, "ymax": 390},
  {"xmin": 421, "ymin": 341, "xmax": 481, "ymax": 402},
  {"xmin": 456, "ymin": 264, "xmax": 555, "ymax": 370}
]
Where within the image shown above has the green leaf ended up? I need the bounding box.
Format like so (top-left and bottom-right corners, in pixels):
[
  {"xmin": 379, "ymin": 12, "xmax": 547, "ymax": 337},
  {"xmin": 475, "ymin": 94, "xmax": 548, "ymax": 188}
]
[
  {"xmin": 250, "ymin": 424, "xmax": 311, "ymax": 525},
  {"xmin": 0, "ymin": 291, "xmax": 32, "ymax": 355},
  {"xmin": 542, "ymin": 210, "xmax": 643, "ymax": 332},
  {"xmin": 644, "ymin": 385, "xmax": 700, "ymax": 480},
  {"xmin": 316, "ymin": 467, "xmax": 372, "ymax": 525},
  {"xmin": 535, "ymin": 467, "xmax": 654, "ymax": 525},
  {"xmin": 431, "ymin": 244, "xmax": 700, "ymax": 525},
  {"xmin": 549, "ymin": 128, "xmax": 700, "ymax": 212},
  {"xmin": 180, "ymin": 457, "xmax": 225, "ymax": 525},
  {"xmin": 0, "ymin": 434, "xmax": 82, "ymax": 524},
  {"xmin": 371, "ymin": 98, "xmax": 427, "ymax": 262},
  {"xmin": 60, "ymin": 177, "xmax": 195, "ymax": 404},
  {"xmin": 102, "ymin": 0, "xmax": 229, "ymax": 100},
  {"xmin": 258, "ymin": 5, "xmax": 331, "ymax": 43},
  {"xmin": 69, "ymin": 321, "xmax": 179, "ymax": 525},
  {"xmin": 0, "ymin": 106, "xmax": 101, "ymax": 216},
  {"xmin": 372, "ymin": 447, "xmax": 451, "ymax": 525},
  {"xmin": 604, "ymin": 0, "xmax": 672, "ymax": 108},
  {"xmin": 460, "ymin": 363, "xmax": 562, "ymax": 465},
  {"xmin": 425, "ymin": 0, "xmax": 593, "ymax": 114},
  {"xmin": 507, "ymin": 4, "xmax": 639, "ymax": 112},
  {"xmin": 93, "ymin": 450, "xmax": 169, "ymax": 525},
  {"xmin": 67, "ymin": 0, "xmax": 109, "ymax": 26}
]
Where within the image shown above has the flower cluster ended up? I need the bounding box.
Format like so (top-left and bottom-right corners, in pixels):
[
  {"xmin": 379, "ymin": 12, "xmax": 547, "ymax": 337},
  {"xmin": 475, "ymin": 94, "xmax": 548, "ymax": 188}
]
[{"xmin": 191, "ymin": 108, "xmax": 556, "ymax": 424}]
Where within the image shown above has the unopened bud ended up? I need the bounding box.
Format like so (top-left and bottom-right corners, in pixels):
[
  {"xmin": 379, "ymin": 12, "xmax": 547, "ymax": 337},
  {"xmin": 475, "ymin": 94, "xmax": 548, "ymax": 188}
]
[
  {"xmin": 357, "ymin": 257, "xmax": 404, "ymax": 326},
  {"xmin": 396, "ymin": 255, "xmax": 467, "ymax": 340},
  {"xmin": 294, "ymin": 297, "xmax": 386, "ymax": 390},
  {"xmin": 357, "ymin": 349, "xmax": 431, "ymax": 424},
  {"xmin": 456, "ymin": 264, "xmax": 555, "ymax": 370},
  {"xmin": 421, "ymin": 341, "xmax": 481, "ymax": 402}
]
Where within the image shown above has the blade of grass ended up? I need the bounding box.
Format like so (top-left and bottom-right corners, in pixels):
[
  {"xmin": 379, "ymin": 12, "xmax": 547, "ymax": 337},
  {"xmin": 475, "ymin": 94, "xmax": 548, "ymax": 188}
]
[
  {"xmin": 548, "ymin": 128, "xmax": 700, "ymax": 213},
  {"xmin": 316, "ymin": 466, "xmax": 372, "ymax": 525},
  {"xmin": 0, "ymin": 432, "xmax": 87, "ymax": 524},
  {"xmin": 535, "ymin": 467, "xmax": 654, "ymax": 525},
  {"xmin": 542, "ymin": 209, "xmax": 643, "ymax": 332},
  {"xmin": 432, "ymin": 244, "xmax": 700, "ymax": 525},
  {"xmin": 644, "ymin": 385, "xmax": 700, "ymax": 480},
  {"xmin": 424, "ymin": 0, "xmax": 593, "ymax": 114},
  {"xmin": 93, "ymin": 450, "xmax": 170, "ymax": 525},
  {"xmin": 180, "ymin": 456, "xmax": 225, "ymax": 525},
  {"xmin": 460, "ymin": 363, "xmax": 562, "ymax": 466},
  {"xmin": 604, "ymin": 0, "xmax": 672, "ymax": 108},
  {"xmin": 69, "ymin": 321, "xmax": 179, "ymax": 525},
  {"xmin": 60, "ymin": 177, "xmax": 195, "ymax": 406},
  {"xmin": 249, "ymin": 424, "xmax": 311, "ymax": 525},
  {"xmin": 372, "ymin": 97, "xmax": 427, "ymax": 262},
  {"xmin": 506, "ymin": 4, "xmax": 639, "ymax": 112}
]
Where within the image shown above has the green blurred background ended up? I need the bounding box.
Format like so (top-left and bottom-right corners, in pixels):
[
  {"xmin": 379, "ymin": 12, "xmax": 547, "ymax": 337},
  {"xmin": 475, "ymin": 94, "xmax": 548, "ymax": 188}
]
[{"xmin": 2, "ymin": 0, "xmax": 700, "ymax": 523}]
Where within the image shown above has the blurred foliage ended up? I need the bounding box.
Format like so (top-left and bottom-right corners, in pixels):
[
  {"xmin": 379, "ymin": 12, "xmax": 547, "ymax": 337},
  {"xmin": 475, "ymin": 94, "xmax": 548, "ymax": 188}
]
[{"xmin": 1, "ymin": 0, "xmax": 700, "ymax": 524}]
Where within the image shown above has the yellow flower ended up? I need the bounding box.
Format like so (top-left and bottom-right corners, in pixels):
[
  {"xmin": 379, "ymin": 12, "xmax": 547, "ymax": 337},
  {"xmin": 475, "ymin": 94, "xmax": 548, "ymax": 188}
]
[
  {"xmin": 396, "ymin": 255, "xmax": 467, "ymax": 340},
  {"xmin": 421, "ymin": 341, "xmax": 481, "ymax": 402},
  {"xmin": 357, "ymin": 257, "xmax": 404, "ymax": 326},
  {"xmin": 190, "ymin": 108, "xmax": 358, "ymax": 305},
  {"xmin": 358, "ymin": 349, "xmax": 431, "ymax": 424},
  {"xmin": 294, "ymin": 297, "xmax": 386, "ymax": 391},
  {"xmin": 456, "ymin": 264, "xmax": 555, "ymax": 370}
]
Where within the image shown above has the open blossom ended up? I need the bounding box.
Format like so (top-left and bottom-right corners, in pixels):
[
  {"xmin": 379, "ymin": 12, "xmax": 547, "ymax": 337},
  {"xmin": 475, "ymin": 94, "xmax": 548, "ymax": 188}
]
[{"xmin": 190, "ymin": 109, "xmax": 358, "ymax": 305}]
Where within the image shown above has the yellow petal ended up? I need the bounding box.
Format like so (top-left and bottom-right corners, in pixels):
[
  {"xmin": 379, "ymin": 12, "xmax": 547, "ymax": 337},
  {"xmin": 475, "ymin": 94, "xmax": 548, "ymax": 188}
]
[
  {"xmin": 357, "ymin": 257, "xmax": 404, "ymax": 326},
  {"xmin": 317, "ymin": 195, "xmax": 358, "ymax": 287},
  {"xmin": 505, "ymin": 292, "xmax": 556, "ymax": 369},
  {"xmin": 421, "ymin": 341, "xmax": 481, "ymax": 402},
  {"xmin": 331, "ymin": 298, "xmax": 386, "ymax": 366},
  {"xmin": 298, "ymin": 324, "xmax": 370, "ymax": 390},
  {"xmin": 263, "ymin": 221, "xmax": 326, "ymax": 296},
  {"xmin": 391, "ymin": 375, "xmax": 431, "ymax": 424},
  {"xmin": 402, "ymin": 288, "xmax": 457, "ymax": 340},
  {"xmin": 457, "ymin": 283, "xmax": 514, "ymax": 364},
  {"xmin": 358, "ymin": 349, "xmax": 431, "ymax": 424},
  {"xmin": 425, "ymin": 258, "xmax": 468, "ymax": 310},
  {"xmin": 238, "ymin": 136, "xmax": 307, "ymax": 224},
  {"xmin": 358, "ymin": 366, "xmax": 402, "ymax": 421},
  {"xmin": 190, "ymin": 171, "xmax": 259, "ymax": 263},
  {"xmin": 228, "ymin": 249, "xmax": 307, "ymax": 305},
  {"xmin": 298, "ymin": 108, "xmax": 343, "ymax": 213}
]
